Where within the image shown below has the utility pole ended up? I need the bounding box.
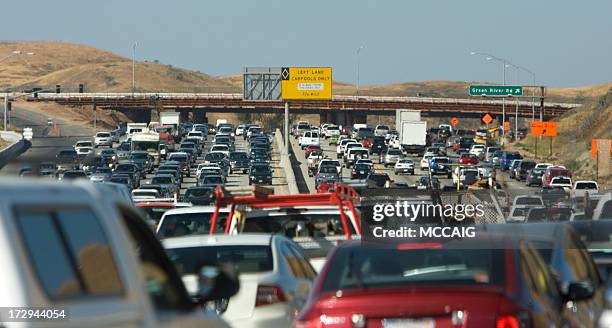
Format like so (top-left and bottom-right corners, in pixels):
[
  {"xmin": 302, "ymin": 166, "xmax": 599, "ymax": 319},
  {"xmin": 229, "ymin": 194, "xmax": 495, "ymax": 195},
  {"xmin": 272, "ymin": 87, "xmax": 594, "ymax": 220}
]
[{"xmin": 284, "ymin": 102, "xmax": 289, "ymax": 155}]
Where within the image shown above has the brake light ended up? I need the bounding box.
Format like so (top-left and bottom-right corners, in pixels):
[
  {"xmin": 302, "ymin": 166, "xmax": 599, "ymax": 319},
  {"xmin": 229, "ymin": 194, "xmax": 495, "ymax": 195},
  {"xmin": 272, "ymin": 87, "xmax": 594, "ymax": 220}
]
[
  {"xmin": 496, "ymin": 315, "xmax": 519, "ymax": 328},
  {"xmin": 256, "ymin": 285, "xmax": 286, "ymax": 307}
]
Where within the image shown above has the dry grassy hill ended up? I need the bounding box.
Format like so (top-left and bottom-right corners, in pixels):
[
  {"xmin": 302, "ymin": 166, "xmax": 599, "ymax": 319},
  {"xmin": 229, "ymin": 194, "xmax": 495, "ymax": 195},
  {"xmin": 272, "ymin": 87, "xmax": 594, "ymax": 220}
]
[
  {"xmin": 20, "ymin": 61, "xmax": 239, "ymax": 93},
  {"xmin": 1, "ymin": 41, "xmax": 239, "ymax": 93},
  {"xmin": 0, "ymin": 41, "xmax": 124, "ymax": 89},
  {"xmin": 510, "ymin": 87, "xmax": 612, "ymax": 186}
]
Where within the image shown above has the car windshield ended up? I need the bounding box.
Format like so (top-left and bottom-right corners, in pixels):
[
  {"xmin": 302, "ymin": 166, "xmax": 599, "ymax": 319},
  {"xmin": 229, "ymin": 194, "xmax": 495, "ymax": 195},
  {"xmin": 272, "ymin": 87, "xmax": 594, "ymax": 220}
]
[
  {"xmin": 242, "ymin": 212, "xmax": 356, "ymax": 237},
  {"xmin": 387, "ymin": 149, "xmax": 402, "ymax": 155},
  {"xmin": 169, "ymin": 155, "xmax": 188, "ymax": 162},
  {"xmin": 434, "ymin": 158, "xmax": 450, "ymax": 164},
  {"xmin": 251, "ymin": 166, "xmax": 271, "ymax": 174},
  {"xmin": 398, "ymin": 160, "xmax": 413, "ymax": 164},
  {"xmin": 96, "ymin": 132, "xmax": 110, "ymax": 137},
  {"xmin": 353, "ymin": 164, "xmax": 370, "ymax": 170},
  {"xmin": 158, "ymin": 212, "xmax": 226, "ymax": 238},
  {"xmin": 130, "ymin": 152, "xmax": 148, "ymax": 159},
  {"xmin": 321, "ymin": 246, "xmax": 504, "ymax": 291},
  {"xmin": 319, "ymin": 166, "xmax": 337, "ymax": 174},
  {"xmin": 185, "ymin": 187, "xmax": 215, "ymax": 198},
  {"xmin": 205, "ymin": 153, "xmax": 225, "ymax": 160},
  {"xmin": 570, "ymin": 222, "xmax": 612, "ymax": 251},
  {"xmin": 521, "ymin": 161, "xmax": 536, "ymax": 169},
  {"xmin": 152, "ymin": 177, "xmax": 173, "ymax": 184},
  {"xmin": 63, "ymin": 171, "xmax": 87, "ymax": 178},
  {"xmin": 576, "ymin": 182, "xmax": 597, "ymax": 189},
  {"xmin": 115, "ymin": 164, "xmax": 136, "ymax": 171},
  {"xmin": 167, "ymin": 246, "xmax": 273, "ymax": 276},
  {"xmin": 109, "ymin": 177, "xmax": 129, "ymax": 184},
  {"xmin": 203, "ymin": 176, "xmax": 223, "ymax": 184},
  {"xmin": 552, "ymin": 177, "xmax": 571, "ymax": 184},
  {"xmin": 516, "ymin": 197, "xmax": 543, "ymax": 205}
]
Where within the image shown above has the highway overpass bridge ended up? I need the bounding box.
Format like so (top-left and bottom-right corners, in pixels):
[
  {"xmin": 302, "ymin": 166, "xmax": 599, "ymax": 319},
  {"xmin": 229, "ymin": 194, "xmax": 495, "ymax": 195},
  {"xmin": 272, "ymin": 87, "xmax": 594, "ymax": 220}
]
[{"xmin": 26, "ymin": 92, "xmax": 580, "ymax": 124}]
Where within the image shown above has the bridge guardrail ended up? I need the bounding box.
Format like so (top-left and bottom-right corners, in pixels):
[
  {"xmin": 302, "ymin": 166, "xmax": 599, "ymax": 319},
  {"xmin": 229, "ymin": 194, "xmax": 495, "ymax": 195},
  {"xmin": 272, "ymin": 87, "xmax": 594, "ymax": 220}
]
[{"xmin": 27, "ymin": 92, "xmax": 581, "ymax": 109}]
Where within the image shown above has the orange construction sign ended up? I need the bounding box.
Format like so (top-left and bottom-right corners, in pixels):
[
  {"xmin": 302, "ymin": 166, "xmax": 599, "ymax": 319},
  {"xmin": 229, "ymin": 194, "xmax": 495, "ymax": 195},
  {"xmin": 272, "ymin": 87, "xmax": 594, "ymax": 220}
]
[
  {"xmin": 591, "ymin": 139, "xmax": 612, "ymax": 158},
  {"xmin": 530, "ymin": 121, "xmax": 557, "ymax": 137},
  {"xmin": 481, "ymin": 113, "xmax": 493, "ymax": 125},
  {"xmin": 450, "ymin": 117, "xmax": 459, "ymax": 126}
]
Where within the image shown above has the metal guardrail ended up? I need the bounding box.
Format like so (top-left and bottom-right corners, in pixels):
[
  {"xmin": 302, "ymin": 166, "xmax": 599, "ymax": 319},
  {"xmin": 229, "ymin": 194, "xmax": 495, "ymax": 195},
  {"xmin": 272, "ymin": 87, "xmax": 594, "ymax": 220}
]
[{"xmin": 26, "ymin": 92, "xmax": 581, "ymax": 109}]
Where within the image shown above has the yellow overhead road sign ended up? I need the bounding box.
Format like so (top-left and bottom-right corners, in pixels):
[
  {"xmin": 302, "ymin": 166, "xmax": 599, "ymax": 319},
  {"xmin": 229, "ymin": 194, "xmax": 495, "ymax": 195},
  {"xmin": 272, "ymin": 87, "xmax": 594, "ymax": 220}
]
[{"xmin": 281, "ymin": 67, "xmax": 332, "ymax": 100}]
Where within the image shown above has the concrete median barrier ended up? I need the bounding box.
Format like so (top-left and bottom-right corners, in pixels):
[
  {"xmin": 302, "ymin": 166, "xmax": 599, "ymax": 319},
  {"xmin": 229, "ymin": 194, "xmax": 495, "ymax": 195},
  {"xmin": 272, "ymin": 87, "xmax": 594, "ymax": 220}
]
[
  {"xmin": 275, "ymin": 129, "xmax": 299, "ymax": 194},
  {"xmin": 0, "ymin": 131, "xmax": 32, "ymax": 170}
]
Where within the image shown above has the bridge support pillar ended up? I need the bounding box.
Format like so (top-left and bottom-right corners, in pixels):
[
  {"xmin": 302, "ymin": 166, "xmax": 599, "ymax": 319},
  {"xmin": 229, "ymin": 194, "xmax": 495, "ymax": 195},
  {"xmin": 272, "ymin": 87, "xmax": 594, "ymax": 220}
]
[
  {"xmin": 319, "ymin": 112, "xmax": 334, "ymax": 125},
  {"xmin": 352, "ymin": 112, "xmax": 367, "ymax": 125},
  {"xmin": 333, "ymin": 111, "xmax": 349, "ymax": 127},
  {"xmin": 192, "ymin": 109, "xmax": 208, "ymax": 124},
  {"xmin": 120, "ymin": 108, "xmax": 152, "ymax": 123},
  {"xmin": 177, "ymin": 108, "xmax": 190, "ymax": 123}
]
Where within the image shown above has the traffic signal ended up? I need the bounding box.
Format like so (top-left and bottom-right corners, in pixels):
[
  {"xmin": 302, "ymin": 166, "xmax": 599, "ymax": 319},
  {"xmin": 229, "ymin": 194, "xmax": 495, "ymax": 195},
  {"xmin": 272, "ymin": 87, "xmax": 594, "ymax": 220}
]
[
  {"xmin": 7, "ymin": 101, "xmax": 11, "ymax": 111},
  {"xmin": 56, "ymin": 84, "xmax": 61, "ymax": 94},
  {"xmin": 79, "ymin": 84, "xmax": 84, "ymax": 93}
]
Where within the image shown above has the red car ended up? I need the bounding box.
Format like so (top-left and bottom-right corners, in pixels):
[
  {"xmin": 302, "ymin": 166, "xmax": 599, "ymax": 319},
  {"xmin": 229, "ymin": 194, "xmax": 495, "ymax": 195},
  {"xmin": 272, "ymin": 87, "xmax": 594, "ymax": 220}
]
[
  {"xmin": 362, "ymin": 138, "xmax": 373, "ymax": 148},
  {"xmin": 459, "ymin": 153, "xmax": 479, "ymax": 165},
  {"xmin": 341, "ymin": 126, "xmax": 351, "ymax": 135},
  {"xmin": 305, "ymin": 145, "xmax": 322, "ymax": 157},
  {"xmin": 295, "ymin": 234, "xmax": 588, "ymax": 328}
]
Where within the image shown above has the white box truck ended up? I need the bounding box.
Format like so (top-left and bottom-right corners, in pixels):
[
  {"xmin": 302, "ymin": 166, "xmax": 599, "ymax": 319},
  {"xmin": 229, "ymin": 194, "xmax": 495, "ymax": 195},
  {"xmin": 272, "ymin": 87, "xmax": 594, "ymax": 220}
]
[
  {"xmin": 160, "ymin": 112, "xmax": 180, "ymax": 126},
  {"xmin": 400, "ymin": 121, "xmax": 427, "ymax": 155},
  {"xmin": 396, "ymin": 109, "xmax": 421, "ymax": 126}
]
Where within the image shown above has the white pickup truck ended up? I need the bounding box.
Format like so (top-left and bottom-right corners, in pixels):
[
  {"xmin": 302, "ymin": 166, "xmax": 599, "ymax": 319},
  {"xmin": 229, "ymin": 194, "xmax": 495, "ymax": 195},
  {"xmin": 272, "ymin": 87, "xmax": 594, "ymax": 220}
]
[
  {"xmin": 571, "ymin": 180, "xmax": 599, "ymax": 199},
  {"xmin": 0, "ymin": 180, "xmax": 237, "ymax": 328}
]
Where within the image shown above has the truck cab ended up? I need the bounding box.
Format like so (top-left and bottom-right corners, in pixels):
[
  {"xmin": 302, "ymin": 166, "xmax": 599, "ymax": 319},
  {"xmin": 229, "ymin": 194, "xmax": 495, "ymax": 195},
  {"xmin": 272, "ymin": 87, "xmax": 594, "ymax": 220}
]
[{"xmin": 0, "ymin": 179, "xmax": 237, "ymax": 328}]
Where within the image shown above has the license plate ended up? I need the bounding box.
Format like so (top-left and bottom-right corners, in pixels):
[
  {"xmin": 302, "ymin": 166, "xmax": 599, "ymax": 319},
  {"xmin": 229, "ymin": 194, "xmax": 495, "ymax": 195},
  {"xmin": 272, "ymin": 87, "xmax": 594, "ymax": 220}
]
[
  {"xmin": 258, "ymin": 179, "xmax": 263, "ymax": 183},
  {"xmin": 360, "ymin": 171, "xmax": 365, "ymax": 174},
  {"xmin": 382, "ymin": 318, "xmax": 435, "ymax": 328}
]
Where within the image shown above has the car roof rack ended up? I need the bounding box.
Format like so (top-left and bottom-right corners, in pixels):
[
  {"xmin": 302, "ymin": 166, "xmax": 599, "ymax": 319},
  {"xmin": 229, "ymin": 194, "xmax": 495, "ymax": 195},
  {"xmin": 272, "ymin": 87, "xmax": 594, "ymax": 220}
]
[{"xmin": 209, "ymin": 184, "xmax": 361, "ymax": 238}]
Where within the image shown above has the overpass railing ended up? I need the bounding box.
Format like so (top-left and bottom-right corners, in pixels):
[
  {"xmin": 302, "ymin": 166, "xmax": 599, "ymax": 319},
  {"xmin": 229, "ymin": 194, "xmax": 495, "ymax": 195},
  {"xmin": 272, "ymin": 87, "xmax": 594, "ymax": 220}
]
[{"xmin": 25, "ymin": 92, "xmax": 581, "ymax": 109}]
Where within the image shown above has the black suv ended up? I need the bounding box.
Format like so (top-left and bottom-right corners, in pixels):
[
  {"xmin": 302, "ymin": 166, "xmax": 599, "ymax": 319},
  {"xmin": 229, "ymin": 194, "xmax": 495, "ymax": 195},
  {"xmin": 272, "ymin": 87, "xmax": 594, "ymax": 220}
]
[
  {"xmin": 249, "ymin": 164, "xmax": 273, "ymax": 185},
  {"xmin": 369, "ymin": 136, "xmax": 387, "ymax": 155},
  {"xmin": 229, "ymin": 151, "xmax": 250, "ymax": 174}
]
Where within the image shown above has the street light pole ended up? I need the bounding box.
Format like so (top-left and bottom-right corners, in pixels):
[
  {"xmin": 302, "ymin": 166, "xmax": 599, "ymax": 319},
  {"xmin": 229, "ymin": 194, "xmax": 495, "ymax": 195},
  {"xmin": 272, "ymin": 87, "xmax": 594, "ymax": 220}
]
[
  {"xmin": 502, "ymin": 60, "xmax": 506, "ymax": 140},
  {"xmin": 356, "ymin": 45, "xmax": 365, "ymax": 96},
  {"xmin": 132, "ymin": 42, "xmax": 137, "ymax": 96}
]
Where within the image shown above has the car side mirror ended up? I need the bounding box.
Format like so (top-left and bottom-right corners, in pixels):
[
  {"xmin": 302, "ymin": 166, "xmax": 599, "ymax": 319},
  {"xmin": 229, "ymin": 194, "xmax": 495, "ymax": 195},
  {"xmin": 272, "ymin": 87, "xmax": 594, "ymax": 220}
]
[
  {"xmin": 196, "ymin": 264, "xmax": 239, "ymax": 303},
  {"xmin": 564, "ymin": 281, "xmax": 595, "ymax": 302}
]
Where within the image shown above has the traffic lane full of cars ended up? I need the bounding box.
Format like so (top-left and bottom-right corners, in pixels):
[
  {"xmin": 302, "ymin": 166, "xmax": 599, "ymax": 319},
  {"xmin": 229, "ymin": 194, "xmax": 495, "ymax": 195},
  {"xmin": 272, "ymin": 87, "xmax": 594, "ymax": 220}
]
[
  {"xmin": 4, "ymin": 180, "xmax": 611, "ymax": 327},
  {"xmin": 140, "ymin": 136, "xmax": 284, "ymax": 196}
]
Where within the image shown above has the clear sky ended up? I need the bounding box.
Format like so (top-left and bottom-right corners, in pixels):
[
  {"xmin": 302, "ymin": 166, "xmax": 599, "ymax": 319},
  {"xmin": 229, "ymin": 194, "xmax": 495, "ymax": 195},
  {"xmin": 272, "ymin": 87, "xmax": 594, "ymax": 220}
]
[{"xmin": 0, "ymin": 0, "xmax": 610, "ymax": 87}]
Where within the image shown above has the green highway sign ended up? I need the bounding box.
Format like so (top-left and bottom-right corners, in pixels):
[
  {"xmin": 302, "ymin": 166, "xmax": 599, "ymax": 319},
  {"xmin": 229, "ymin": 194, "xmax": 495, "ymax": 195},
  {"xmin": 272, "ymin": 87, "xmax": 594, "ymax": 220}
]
[{"xmin": 469, "ymin": 85, "xmax": 523, "ymax": 97}]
